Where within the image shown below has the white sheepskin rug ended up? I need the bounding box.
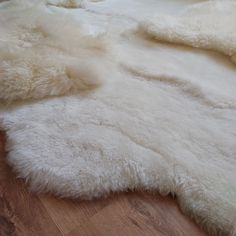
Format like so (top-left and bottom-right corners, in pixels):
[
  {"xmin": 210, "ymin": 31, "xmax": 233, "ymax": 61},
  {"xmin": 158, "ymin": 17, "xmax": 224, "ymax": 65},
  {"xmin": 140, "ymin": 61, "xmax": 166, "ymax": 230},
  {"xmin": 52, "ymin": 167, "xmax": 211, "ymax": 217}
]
[
  {"xmin": 0, "ymin": 0, "xmax": 236, "ymax": 235},
  {"xmin": 0, "ymin": 0, "xmax": 111, "ymax": 102}
]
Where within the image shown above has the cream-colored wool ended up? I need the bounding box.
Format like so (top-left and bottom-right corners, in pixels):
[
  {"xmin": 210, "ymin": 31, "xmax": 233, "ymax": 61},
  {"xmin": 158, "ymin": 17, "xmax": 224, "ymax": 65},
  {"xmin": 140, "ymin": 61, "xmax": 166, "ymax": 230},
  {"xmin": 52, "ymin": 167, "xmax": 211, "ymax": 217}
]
[
  {"xmin": 138, "ymin": 0, "xmax": 236, "ymax": 65},
  {"xmin": 0, "ymin": 1, "xmax": 111, "ymax": 102},
  {"xmin": 0, "ymin": 1, "xmax": 236, "ymax": 236}
]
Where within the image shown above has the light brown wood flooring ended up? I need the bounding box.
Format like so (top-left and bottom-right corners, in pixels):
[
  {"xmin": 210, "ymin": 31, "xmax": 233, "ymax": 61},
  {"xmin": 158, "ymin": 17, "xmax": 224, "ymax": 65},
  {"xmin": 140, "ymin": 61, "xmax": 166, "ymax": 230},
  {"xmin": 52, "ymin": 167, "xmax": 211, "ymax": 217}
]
[{"xmin": 0, "ymin": 131, "xmax": 208, "ymax": 236}]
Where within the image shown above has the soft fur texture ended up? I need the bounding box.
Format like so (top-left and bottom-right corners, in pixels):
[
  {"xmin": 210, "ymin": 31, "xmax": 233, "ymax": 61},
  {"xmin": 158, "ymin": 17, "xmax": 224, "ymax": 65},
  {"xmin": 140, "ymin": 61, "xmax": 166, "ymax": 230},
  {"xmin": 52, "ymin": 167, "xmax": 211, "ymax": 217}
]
[
  {"xmin": 0, "ymin": 1, "xmax": 111, "ymax": 102},
  {"xmin": 0, "ymin": 1, "xmax": 236, "ymax": 236},
  {"xmin": 138, "ymin": 0, "xmax": 236, "ymax": 65}
]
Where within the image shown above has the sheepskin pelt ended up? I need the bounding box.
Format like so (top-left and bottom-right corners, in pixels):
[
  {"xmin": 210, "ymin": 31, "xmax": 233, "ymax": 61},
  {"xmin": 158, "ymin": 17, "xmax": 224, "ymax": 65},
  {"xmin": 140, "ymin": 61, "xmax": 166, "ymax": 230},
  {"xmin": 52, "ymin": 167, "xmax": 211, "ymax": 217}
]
[
  {"xmin": 138, "ymin": 0, "xmax": 236, "ymax": 65},
  {"xmin": 0, "ymin": 0, "xmax": 112, "ymax": 102},
  {"xmin": 0, "ymin": 1, "xmax": 236, "ymax": 236}
]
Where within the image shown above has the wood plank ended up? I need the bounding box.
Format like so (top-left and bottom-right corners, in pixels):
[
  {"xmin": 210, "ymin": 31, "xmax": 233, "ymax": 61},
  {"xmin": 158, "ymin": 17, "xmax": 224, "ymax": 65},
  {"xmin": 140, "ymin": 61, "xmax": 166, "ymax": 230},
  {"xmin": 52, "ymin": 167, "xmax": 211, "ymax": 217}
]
[
  {"xmin": 40, "ymin": 195, "xmax": 111, "ymax": 235},
  {"xmin": 0, "ymin": 131, "xmax": 207, "ymax": 236},
  {"xmin": 0, "ymin": 131, "xmax": 62, "ymax": 236},
  {"xmin": 67, "ymin": 192, "xmax": 206, "ymax": 236}
]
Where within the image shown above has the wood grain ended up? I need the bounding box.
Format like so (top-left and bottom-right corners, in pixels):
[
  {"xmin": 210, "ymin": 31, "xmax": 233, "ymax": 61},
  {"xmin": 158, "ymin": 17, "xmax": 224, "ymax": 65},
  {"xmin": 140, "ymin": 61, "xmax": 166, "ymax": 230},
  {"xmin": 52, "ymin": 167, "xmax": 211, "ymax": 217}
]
[
  {"xmin": 0, "ymin": 131, "xmax": 208, "ymax": 236},
  {"xmin": 0, "ymin": 132, "xmax": 62, "ymax": 236}
]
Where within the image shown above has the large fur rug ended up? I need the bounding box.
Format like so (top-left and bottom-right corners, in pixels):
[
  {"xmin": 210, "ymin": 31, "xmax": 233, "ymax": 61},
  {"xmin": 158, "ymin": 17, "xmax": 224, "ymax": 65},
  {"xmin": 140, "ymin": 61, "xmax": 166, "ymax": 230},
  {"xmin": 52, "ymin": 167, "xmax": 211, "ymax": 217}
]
[{"xmin": 0, "ymin": 0, "xmax": 236, "ymax": 235}]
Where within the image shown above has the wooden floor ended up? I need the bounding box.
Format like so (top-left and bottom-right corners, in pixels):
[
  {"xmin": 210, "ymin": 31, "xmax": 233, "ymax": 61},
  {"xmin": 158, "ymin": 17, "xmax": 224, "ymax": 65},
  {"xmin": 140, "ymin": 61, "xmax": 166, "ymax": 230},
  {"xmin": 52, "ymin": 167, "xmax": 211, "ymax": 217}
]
[{"xmin": 0, "ymin": 131, "xmax": 207, "ymax": 236}]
